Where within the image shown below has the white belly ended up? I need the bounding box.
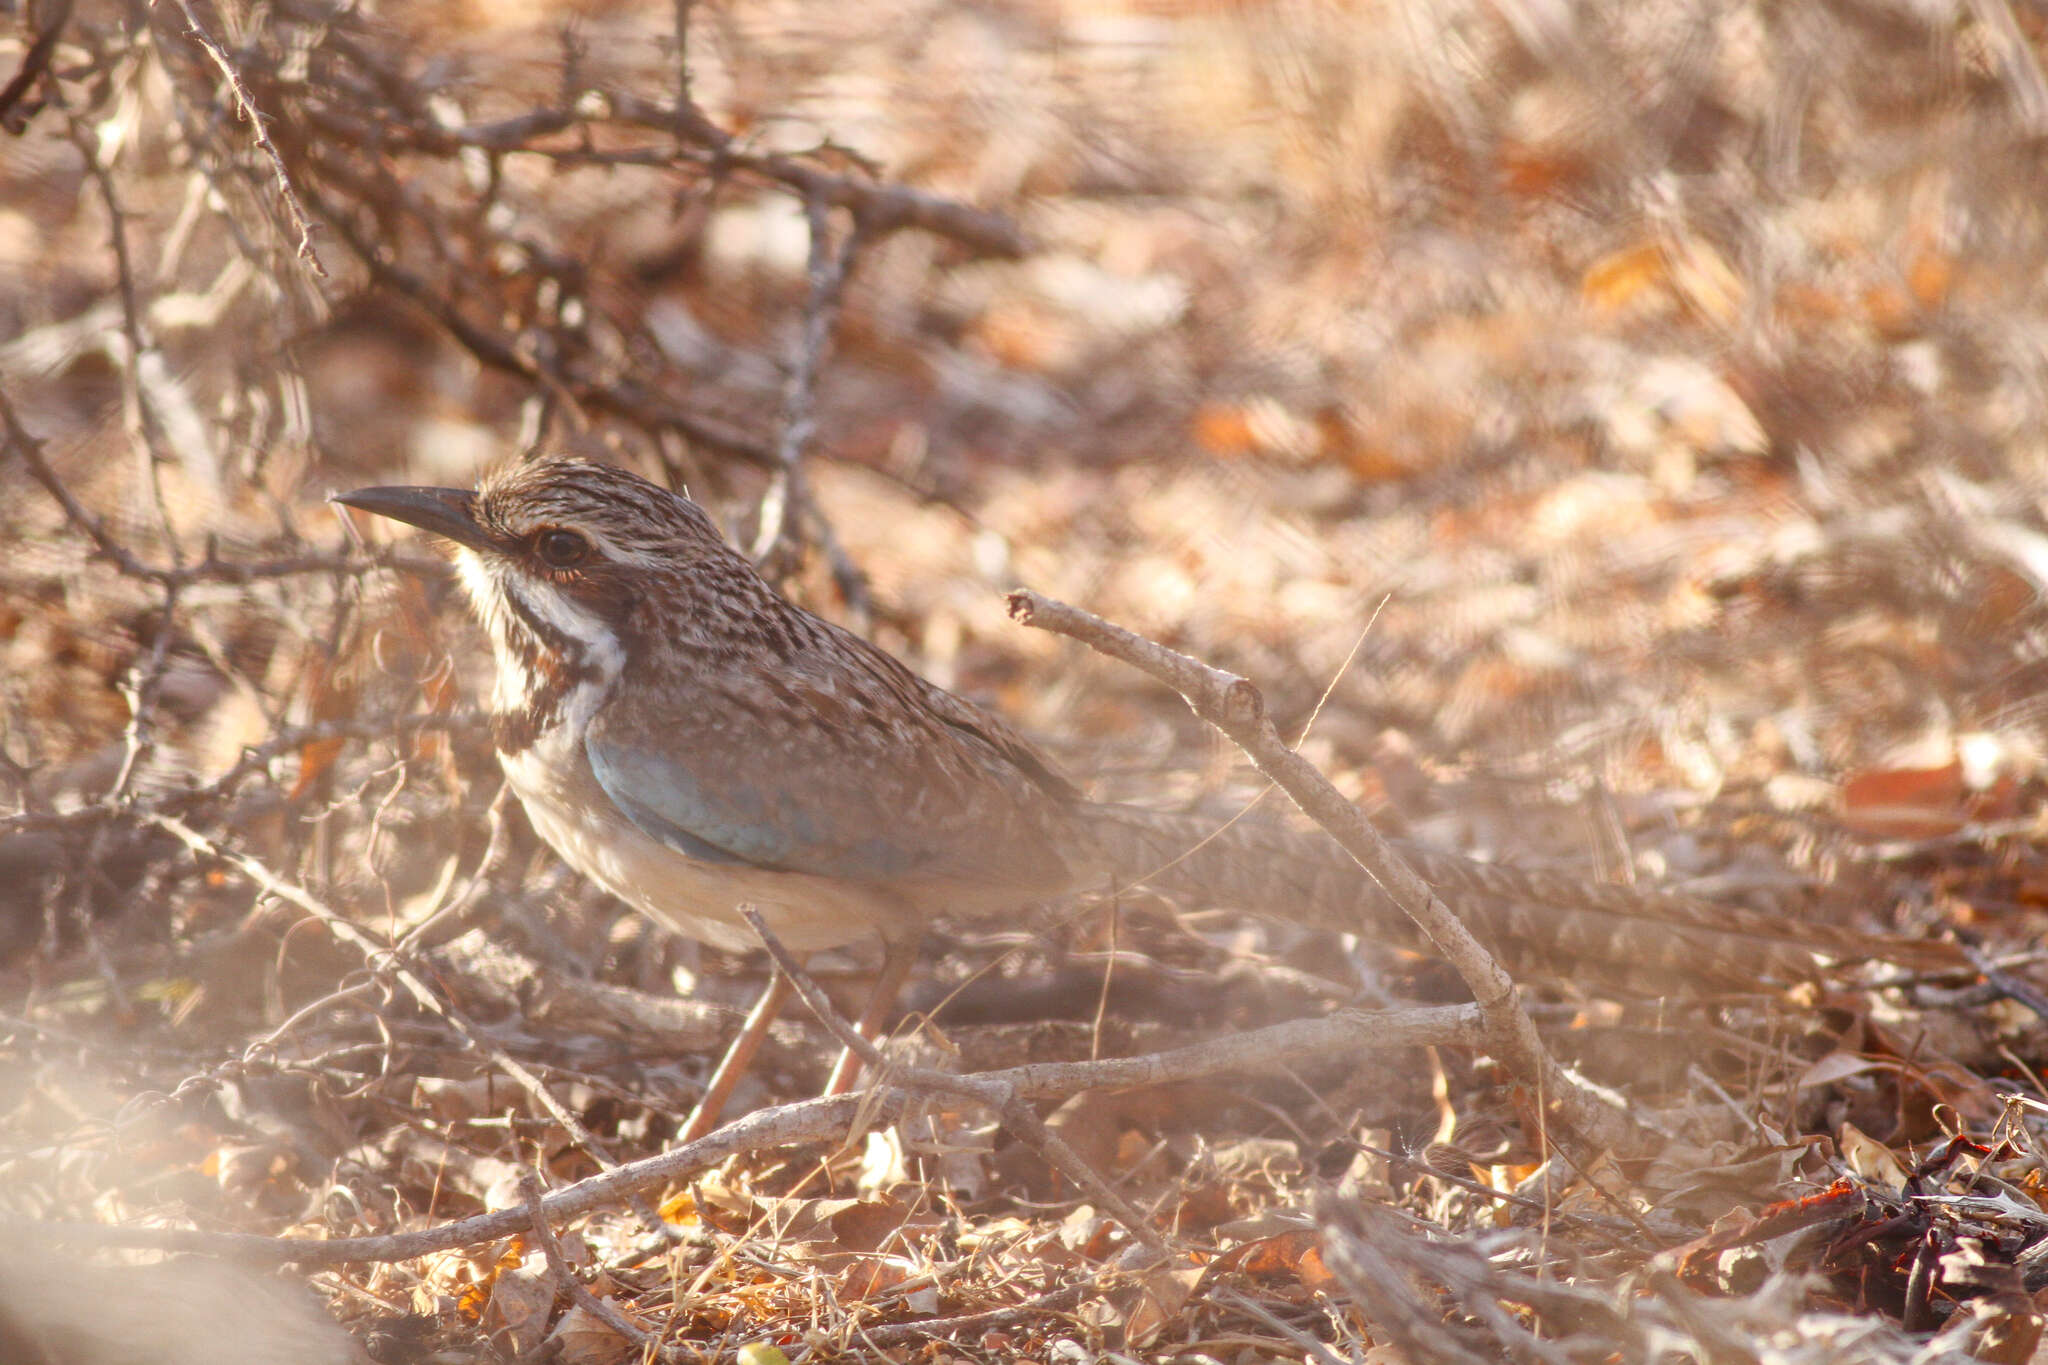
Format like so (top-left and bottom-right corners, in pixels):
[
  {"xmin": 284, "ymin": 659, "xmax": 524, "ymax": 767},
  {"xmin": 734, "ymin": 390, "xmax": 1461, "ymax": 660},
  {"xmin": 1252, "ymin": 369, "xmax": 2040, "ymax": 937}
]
[{"xmin": 499, "ymin": 739, "xmax": 919, "ymax": 954}]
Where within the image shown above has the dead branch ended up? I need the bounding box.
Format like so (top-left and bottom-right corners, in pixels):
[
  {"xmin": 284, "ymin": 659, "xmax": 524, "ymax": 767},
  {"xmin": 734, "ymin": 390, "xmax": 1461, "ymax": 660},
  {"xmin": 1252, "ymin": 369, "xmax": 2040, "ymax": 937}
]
[
  {"xmin": 741, "ymin": 904, "xmax": 1172, "ymax": 1257},
  {"xmin": 163, "ymin": 0, "xmax": 325, "ymax": 275},
  {"xmin": 1, "ymin": 386, "xmax": 430, "ymax": 587},
  {"xmin": 1007, "ymin": 588, "xmax": 1652, "ymax": 1160},
  {"xmin": 14, "ymin": 1001, "xmax": 1478, "ymax": 1266},
  {"xmin": 751, "ymin": 193, "xmax": 873, "ymax": 609},
  {"xmin": 0, "ymin": 0, "xmax": 71, "ymax": 133},
  {"xmin": 521, "ymin": 1175, "xmax": 658, "ymax": 1358}
]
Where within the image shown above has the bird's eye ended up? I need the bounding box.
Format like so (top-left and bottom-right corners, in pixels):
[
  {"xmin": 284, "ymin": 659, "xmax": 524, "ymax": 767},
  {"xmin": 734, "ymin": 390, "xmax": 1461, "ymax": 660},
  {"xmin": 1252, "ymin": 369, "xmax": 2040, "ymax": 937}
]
[{"xmin": 535, "ymin": 528, "xmax": 590, "ymax": 568}]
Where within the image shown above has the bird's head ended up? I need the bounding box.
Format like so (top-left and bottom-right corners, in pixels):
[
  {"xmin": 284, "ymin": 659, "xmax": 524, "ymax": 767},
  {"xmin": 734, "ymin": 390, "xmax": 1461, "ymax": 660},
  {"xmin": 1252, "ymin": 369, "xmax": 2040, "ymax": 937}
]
[{"xmin": 335, "ymin": 457, "xmax": 739, "ymax": 726}]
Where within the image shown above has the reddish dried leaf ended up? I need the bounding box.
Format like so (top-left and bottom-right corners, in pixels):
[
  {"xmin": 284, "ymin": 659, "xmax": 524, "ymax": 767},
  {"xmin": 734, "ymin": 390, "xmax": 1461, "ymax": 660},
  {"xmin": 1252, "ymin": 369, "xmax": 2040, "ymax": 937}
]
[
  {"xmin": 290, "ymin": 735, "xmax": 346, "ymax": 798},
  {"xmin": 1840, "ymin": 761, "xmax": 1966, "ymax": 840},
  {"xmin": 835, "ymin": 1254, "xmax": 916, "ymax": 1303},
  {"xmin": 1221, "ymin": 1228, "xmax": 1320, "ymax": 1282}
]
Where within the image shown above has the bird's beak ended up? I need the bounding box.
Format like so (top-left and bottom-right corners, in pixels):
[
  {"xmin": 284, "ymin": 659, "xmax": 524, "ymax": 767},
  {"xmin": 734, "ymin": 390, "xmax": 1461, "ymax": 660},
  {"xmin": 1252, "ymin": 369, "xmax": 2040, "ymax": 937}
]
[{"xmin": 331, "ymin": 485, "xmax": 497, "ymax": 554}]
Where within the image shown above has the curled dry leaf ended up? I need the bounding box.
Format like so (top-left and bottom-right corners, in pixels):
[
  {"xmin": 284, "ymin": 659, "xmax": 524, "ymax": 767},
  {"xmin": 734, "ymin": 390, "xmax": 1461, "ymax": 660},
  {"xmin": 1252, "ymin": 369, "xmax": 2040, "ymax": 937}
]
[
  {"xmin": 1837, "ymin": 1122, "xmax": 1911, "ymax": 1195},
  {"xmin": 481, "ymin": 1263, "xmax": 555, "ymax": 1359},
  {"xmin": 548, "ymin": 1303, "xmax": 643, "ymax": 1365}
]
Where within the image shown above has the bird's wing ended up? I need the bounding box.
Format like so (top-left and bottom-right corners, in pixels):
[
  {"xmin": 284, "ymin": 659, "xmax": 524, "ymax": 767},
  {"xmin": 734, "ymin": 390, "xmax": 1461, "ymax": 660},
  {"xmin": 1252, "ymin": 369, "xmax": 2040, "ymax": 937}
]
[
  {"xmin": 585, "ymin": 723, "xmax": 922, "ymax": 879},
  {"xmin": 582, "ymin": 645, "xmax": 1077, "ymax": 892}
]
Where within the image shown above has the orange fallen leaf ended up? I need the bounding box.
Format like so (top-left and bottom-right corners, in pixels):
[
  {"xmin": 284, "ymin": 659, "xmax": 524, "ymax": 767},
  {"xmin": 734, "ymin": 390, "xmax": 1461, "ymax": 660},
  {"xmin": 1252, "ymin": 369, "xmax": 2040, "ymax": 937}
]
[
  {"xmin": 1220, "ymin": 1228, "xmax": 1320, "ymax": 1281},
  {"xmin": 291, "ymin": 735, "xmax": 346, "ymax": 798},
  {"xmin": 1583, "ymin": 242, "xmax": 1668, "ymax": 315},
  {"xmin": 1840, "ymin": 761, "xmax": 1965, "ymax": 840},
  {"xmin": 1192, "ymin": 401, "xmax": 1260, "ymax": 457}
]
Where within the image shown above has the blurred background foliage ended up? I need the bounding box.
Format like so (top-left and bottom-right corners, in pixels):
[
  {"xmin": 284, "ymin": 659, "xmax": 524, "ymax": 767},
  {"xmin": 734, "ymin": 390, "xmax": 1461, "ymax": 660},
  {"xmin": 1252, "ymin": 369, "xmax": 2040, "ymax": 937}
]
[{"xmin": 9, "ymin": 1, "xmax": 2048, "ymax": 1359}]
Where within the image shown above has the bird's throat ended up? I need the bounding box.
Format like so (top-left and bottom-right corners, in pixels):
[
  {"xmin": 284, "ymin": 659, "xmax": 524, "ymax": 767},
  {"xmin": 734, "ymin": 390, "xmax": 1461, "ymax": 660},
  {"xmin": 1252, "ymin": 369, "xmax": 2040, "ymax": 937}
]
[
  {"xmin": 461, "ymin": 556, "xmax": 622, "ymax": 756},
  {"xmin": 490, "ymin": 663, "xmax": 608, "ymax": 756}
]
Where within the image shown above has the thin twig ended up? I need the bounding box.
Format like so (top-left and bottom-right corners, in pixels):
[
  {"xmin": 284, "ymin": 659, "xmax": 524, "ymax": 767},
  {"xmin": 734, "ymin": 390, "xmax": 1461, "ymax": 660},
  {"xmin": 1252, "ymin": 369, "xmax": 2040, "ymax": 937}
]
[
  {"xmin": 739, "ymin": 904, "xmax": 1173, "ymax": 1257},
  {"xmin": 1006, "ymin": 589, "xmax": 1651, "ymax": 1160},
  {"xmin": 0, "ymin": 388, "xmax": 425, "ymax": 586},
  {"xmin": 0, "ymin": 0, "xmax": 73, "ymax": 132},
  {"xmin": 751, "ymin": 193, "xmax": 872, "ymax": 620},
  {"xmin": 16, "ymin": 1003, "xmax": 1479, "ymax": 1266},
  {"xmin": 1210, "ymin": 1287, "xmax": 1352, "ymax": 1365},
  {"xmin": 140, "ymin": 814, "xmax": 635, "ymax": 1178},
  {"xmin": 520, "ymin": 1175, "xmax": 665, "ymax": 1358},
  {"xmin": 291, "ymin": 62, "xmax": 1025, "ymax": 257},
  {"xmin": 295, "ymin": 169, "xmax": 777, "ymax": 469},
  {"xmin": 1961, "ymin": 939, "xmax": 2048, "ymax": 1023},
  {"xmin": 162, "ymin": 0, "xmax": 327, "ymax": 274},
  {"xmin": 858, "ymin": 1283, "xmax": 1092, "ymax": 1347},
  {"xmin": 0, "ymin": 710, "xmax": 480, "ymax": 834}
]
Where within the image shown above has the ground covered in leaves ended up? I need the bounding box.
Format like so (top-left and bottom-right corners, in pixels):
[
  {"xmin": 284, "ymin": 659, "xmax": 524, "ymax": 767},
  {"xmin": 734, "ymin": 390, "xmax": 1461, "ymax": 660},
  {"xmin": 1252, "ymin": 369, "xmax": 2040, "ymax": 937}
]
[{"xmin": 8, "ymin": 1, "xmax": 2048, "ymax": 1362}]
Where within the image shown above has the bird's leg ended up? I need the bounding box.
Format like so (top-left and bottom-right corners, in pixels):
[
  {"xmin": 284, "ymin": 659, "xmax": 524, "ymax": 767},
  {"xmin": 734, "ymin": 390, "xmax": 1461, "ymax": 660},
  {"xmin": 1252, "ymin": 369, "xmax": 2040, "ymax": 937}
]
[
  {"xmin": 677, "ymin": 967, "xmax": 798, "ymax": 1144},
  {"xmin": 822, "ymin": 934, "xmax": 922, "ymax": 1096}
]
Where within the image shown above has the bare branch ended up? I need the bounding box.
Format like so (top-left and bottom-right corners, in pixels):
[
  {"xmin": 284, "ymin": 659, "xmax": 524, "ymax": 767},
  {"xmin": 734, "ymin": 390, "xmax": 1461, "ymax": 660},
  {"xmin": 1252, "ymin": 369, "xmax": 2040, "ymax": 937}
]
[
  {"xmin": 520, "ymin": 1176, "xmax": 660, "ymax": 1359},
  {"xmin": 751, "ymin": 193, "xmax": 873, "ymax": 614},
  {"xmin": 0, "ymin": 0, "xmax": 72, "ymax": 132},
  {"xmin": 741, "ymin": 904, "xmax": 1172, "ymax": 1257},
  {"xmin": 13, "ymin": 1003, "xmax": 1479, "ymax": 1266},
  {"xmin": 0, "ymin": 388, "xmax": 426, "ymax": 587},
  {"xmin": 1006, "ymin": 588, "xmax": 1653, "ymax": 1159},
  {"xmin": 162, "ymin": 0, "xmax": 327, "ymax": 275}
]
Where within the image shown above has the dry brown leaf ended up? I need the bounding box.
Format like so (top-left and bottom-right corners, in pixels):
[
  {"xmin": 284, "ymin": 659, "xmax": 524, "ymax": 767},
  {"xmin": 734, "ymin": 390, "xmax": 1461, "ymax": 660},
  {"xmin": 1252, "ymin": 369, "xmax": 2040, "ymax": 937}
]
[
  {"xmin": 1838, "ymin": 1121, "xmax": 1911, "ymax": 1194},
  {"xmin": 834, "ymin": 1252, "xmax": 919, "ymax": 1303},
  {"xmin": 1124, "ymin": 1265, "xmax": 1205, "ymax": 1349},
  {"xmin": 694, "ymin": 1186, "xmax": 925, "ymax": 1259},
  {"xmin": 481, "ymin": 1264, "xmax": 554, "ymax": 1359},
  {"xmin": 1582, "ymin": 242, "xmax": 1669, "ymax": 316},
  {"xmin": 1582, "ymin": 234, "xmax": 1745, "ymax": 325},
  {"xmin": 657, "ymin": 1188, "xmax": 700, "ymax": 1226},
  {"xmin": 1215, "ymin": 1227, "xmax": 1319, "ymax": 1281},
  {"xmin": 413, "ymin": 1074, "xmax": 503, "ymax": 1122},
  {"xmin": 548, "ymin": 1303, "xmax": 642, "ymax": 1365},
  {"xmin": 1033, "ymin": 1086, "xmax": 1186, "ymax": 1191},
  {"xmin": 1172, "ymin": 1179, "xmax": 1237, "ymax": 1234},
  {"xmin": 416, "ymin": 1240, "xmax": 518, "ymax": 1319},
  {"xmin": 1192, "ymin": 400, "xmax": 1262, "ymax": 457},
  {"xmin": 289, "ymin": 734, "xmax": 346, "ymax": 797},
  {"xmin": 1796, "ymin": 1052, "xmax": 1897, "ymax": 1091},
  {"xmin": 1059, "ymin": 1204, "xmax": 1118, "ymax": 1261}
]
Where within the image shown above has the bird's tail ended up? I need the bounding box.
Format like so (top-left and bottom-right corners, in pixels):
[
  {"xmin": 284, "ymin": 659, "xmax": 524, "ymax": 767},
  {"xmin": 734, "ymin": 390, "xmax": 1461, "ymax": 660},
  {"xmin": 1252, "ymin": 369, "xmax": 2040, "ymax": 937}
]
[{"xmin": 1082, "ymin": 803, "xmax": 1962, "ymax": 993}]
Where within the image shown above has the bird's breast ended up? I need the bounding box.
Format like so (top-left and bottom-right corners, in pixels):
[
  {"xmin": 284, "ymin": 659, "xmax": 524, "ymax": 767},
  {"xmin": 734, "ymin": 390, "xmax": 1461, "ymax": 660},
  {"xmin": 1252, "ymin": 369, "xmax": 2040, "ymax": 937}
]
[{"xmin": 495, "ymin": 713, "xmax": 925, "ymax": 954}]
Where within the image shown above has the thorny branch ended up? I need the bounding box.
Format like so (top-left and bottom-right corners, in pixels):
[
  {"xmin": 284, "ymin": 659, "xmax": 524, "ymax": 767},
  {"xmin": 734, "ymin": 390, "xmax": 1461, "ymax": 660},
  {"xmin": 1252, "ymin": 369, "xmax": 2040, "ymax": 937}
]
[
  {"xmin": 752, "ymin": 194, "xmax": 874, "ymax": 614},
  {"xmin": 163, "ymin": 0, "xmax": 326, "ymax": 275}
]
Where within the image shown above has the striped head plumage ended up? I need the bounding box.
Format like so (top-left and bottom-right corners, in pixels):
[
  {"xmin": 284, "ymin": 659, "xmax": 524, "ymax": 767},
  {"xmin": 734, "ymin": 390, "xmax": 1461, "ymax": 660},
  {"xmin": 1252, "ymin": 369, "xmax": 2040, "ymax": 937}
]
[{"xmin": 335, "ymin": 457, "xmax": 777, "ymax": 755}]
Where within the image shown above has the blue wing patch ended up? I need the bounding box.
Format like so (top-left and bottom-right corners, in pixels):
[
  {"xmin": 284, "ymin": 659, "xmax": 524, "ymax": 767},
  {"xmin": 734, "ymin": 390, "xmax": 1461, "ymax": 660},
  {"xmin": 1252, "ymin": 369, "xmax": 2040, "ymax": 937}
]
[{"xmin": 585, "ymin": 735, "xmax": 918, "ymax": 881}]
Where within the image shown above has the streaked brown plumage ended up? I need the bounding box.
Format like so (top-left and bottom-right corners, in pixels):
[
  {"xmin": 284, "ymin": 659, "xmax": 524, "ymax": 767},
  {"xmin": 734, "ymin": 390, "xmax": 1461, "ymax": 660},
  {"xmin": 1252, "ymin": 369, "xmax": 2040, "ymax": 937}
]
[{"xmin": 338, "ymin": 457, "xmax": 1959, "ymax": 1002}]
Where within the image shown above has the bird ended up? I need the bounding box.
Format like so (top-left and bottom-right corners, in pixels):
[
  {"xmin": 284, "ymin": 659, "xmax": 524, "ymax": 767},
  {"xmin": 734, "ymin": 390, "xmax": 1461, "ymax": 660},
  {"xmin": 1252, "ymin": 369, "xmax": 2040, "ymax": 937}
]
[{"xmin": 335, "ymin": 457, "xmax": 1957, "ymax": 1136}]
